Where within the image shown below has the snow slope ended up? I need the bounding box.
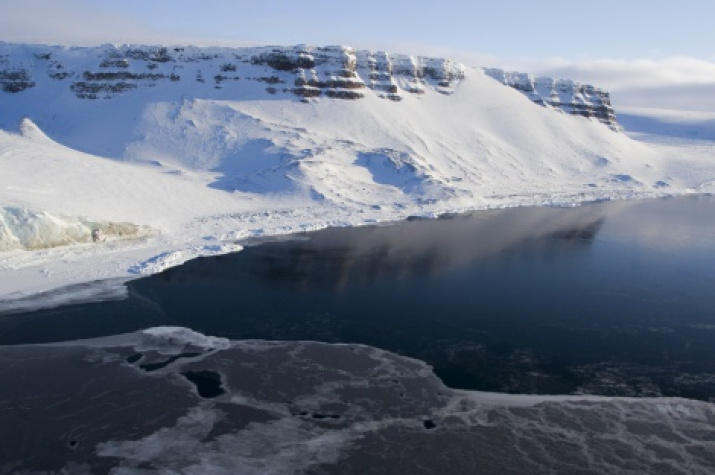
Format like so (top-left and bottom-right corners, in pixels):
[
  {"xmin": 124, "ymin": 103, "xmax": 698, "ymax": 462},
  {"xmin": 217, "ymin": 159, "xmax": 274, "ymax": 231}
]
[{"xmin": 0, "ymin": 42, "xmax": 713, "ymax": 300}]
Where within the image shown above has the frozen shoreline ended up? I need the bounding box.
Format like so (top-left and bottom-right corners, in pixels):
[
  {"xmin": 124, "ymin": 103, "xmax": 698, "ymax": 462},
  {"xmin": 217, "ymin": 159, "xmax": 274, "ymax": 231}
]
[{"xmin": 0, "ymin": 188, "xmax": 693, "ymax": 309}]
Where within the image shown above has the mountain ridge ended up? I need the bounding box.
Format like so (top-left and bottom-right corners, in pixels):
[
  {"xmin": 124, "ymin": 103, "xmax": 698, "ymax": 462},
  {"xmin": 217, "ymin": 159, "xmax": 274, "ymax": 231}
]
[
  {"xmin": 1, "ymin": 41, "xmax": 615, "ymax": 128},
  {"xmin": 0, "ymin": 41, "xmax": 693, "ymax": 217}
]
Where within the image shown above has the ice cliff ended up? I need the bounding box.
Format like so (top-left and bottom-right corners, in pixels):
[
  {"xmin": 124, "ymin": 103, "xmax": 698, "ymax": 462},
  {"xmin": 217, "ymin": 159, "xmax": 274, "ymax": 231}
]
[{"xmin": 0, "ymin": 206, "xmax": 154, "ymax": 251}]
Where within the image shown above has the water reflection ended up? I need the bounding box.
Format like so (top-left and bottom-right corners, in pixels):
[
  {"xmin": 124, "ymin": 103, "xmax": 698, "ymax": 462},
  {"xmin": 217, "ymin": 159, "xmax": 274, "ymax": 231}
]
[
  {"xmin": 600, "ymin": 194, "xmax": 715, "ymax": 252},
  {"xmin": 156, "ymin": 204, "xmax": 608, "ymax": 290}
]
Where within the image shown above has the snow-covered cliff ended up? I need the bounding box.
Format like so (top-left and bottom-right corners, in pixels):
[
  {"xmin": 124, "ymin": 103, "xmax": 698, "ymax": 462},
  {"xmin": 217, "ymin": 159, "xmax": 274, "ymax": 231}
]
[
  {"xmin": 0, "ymin": 43, "xmax": 466, "ymax": 103},
  {"xmin": 484, "ymin": 68, "xmax": 619, "ymax": 130},
  {"xmin": 1, "ymin": 42, "xmax": 616, "ymax": 126}
]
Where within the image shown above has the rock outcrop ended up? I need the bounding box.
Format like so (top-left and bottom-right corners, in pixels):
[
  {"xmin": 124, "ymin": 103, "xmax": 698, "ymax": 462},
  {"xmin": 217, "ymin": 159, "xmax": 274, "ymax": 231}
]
[
  {"xmin": 484, "ymin": 68, "xmax": 619, "ymax": 130},
  {"xmin": 0, "ymin": 42, "xmax": 618, "ymax": 129},
  {"xmin": 0, "ymin": 43, "xmax": 465, "ymax": 102}
]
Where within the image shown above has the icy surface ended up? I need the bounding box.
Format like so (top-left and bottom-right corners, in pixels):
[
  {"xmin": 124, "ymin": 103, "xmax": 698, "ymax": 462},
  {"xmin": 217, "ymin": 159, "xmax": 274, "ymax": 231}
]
[
  {"xmin": 137, "ymin": 326, "xmax": 230, "ymax": 354},
  {"xmin": 127, "ymin": 243, "xmax": 243, "ymax": 275},
  {"xmin": 1, "ymin": 327, "xmax": 714, "ymax": 474},
  {"xmin": 0, "ymin": 278, "xmax": 127, "ymax": 316},
  {"xmin": 0, "ymin": 205, "xmax": 154, "ymax": 251}
]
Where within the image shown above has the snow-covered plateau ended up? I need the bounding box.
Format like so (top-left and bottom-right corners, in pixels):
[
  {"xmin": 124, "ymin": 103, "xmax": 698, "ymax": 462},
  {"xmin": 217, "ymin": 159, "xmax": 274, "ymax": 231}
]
[{"xmin": 0, "ymin": 42, "xmax": 713, "ymax": 300}]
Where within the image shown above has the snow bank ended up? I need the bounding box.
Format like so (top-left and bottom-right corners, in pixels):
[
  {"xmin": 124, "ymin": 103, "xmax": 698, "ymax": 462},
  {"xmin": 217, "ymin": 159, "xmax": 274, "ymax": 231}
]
[{"xmin": 128, "ymin": 243, "xmax": 243, "ymax": 274}]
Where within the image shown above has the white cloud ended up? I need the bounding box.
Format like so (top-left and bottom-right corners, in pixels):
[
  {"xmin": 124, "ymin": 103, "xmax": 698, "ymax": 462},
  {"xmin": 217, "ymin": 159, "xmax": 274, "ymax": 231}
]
[
  {"xmin": 529, "ymin": 57, "xmax": 715, "ymax": 89},
  {"xmin": 498, "ymin": 57, "xmax": 715, "ymax": 112},
  {"xmin": 612, "ymin": 84, "xmax": 715, "ymax": 112}
]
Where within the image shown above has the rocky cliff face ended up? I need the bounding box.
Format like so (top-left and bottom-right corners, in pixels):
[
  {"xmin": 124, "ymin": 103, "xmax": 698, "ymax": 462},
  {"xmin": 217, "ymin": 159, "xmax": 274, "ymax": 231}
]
[
  {"xmin": 0, "ymin": 43, "xmax": 465, "ymax": 102},
  {"xmin": 0, "ymin": 42, "xmax": 618, "ymax": 130},
  {"xmin": 484, "ymin": 68, "xmax": 619, "ymax": 131}
]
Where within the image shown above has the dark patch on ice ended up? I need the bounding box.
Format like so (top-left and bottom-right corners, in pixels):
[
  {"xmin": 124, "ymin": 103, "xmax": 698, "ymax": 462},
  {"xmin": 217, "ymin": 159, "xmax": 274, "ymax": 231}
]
[
  {"xmin": 125, "ymin": 353, "xmax": 143, "ymax": 364},
  {"xmin": 311, "ymin": 412, "xmax": 341, "ymax": 420},
  {"xmin": 0, "ymin": 343, "xmax": 198, "ymax": 473},
  {"xmin": 423, "ymin": 419, "xmax": 437, "ymax": 430},
  {"xmin": 138, "ymin": 352, "xmax": 202, "ymax": 372},
  {"xmin": 181, "ymin": 370, "xmax": 225, "ymax": 398}
]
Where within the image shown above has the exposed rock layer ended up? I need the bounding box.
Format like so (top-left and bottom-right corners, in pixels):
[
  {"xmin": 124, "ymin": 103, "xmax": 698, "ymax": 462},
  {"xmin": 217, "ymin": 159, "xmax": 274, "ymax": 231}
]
[
  {"xmin": 484, "ymin": 68, "xmax": 619, "ymax": 130},
  {"xmin": 0, "ymin": 43, "xmax": 465, "ymax": 102},
  {"xmin": 0, "ymin": 42, "xmax": 618, "ymax": 129}
]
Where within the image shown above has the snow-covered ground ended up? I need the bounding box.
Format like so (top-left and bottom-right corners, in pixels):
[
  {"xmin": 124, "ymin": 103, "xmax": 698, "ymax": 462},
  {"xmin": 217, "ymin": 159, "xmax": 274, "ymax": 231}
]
[{"xmin": 1, "ymin": 42, "xmax": 714, "ymax": 302}]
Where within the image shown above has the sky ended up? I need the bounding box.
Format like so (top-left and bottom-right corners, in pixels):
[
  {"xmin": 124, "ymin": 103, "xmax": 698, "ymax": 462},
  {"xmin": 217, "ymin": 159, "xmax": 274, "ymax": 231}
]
[{"xmin": 2, "ymin": 0, "xmax": 715, "ymax": 111}]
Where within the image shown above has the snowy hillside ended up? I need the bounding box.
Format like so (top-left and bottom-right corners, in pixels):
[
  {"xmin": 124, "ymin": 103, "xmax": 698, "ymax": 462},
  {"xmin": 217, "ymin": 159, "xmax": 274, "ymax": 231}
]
[{"xmin": 0, "ymin": 41, "xmax": 713, "ymax": 299}]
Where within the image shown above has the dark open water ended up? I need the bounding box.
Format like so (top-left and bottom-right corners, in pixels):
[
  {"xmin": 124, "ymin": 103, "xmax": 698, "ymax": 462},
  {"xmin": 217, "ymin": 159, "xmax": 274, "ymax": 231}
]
[{"xmin": 1, "ymin": 196, "xmax": 714, "ymax": 399}]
